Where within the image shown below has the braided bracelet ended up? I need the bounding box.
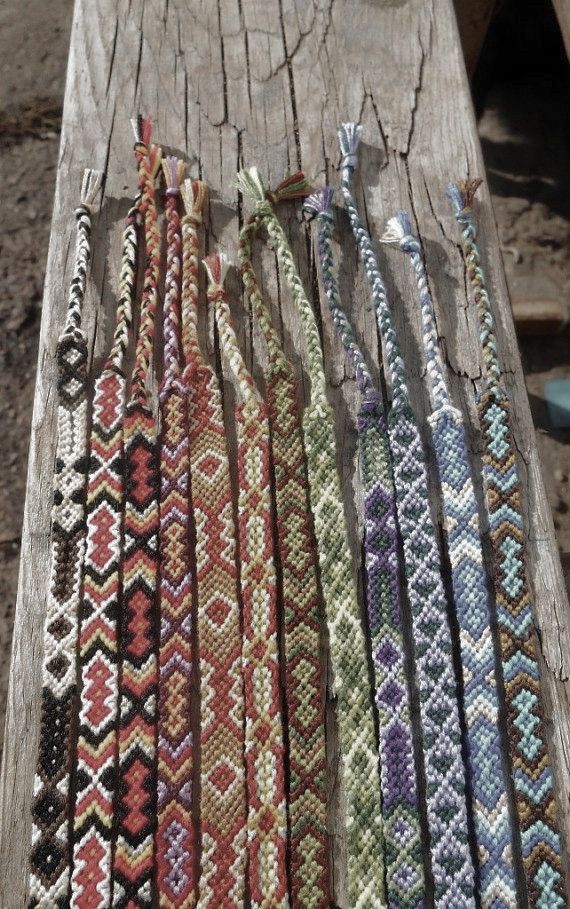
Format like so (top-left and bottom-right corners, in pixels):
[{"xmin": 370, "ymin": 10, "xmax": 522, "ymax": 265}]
[
  {"xmin": 155, "ymin": 156, "xmax": 197, "ymax": 908},
  {"xmin": 208, "ymin": 254, "xmax": 289, "ymax": 909},
  {"xmin": 236, "ymin": 167, "xmax": 386, "ymax": 908},
  {"xmin": 71, "ymin": 196, "xmax": 140, "ymax": 908},
  {"xmin": 112, "ymin": 117, "xmax": 162, "ymax": 908},
  {"xmin": 238, "ymin": 200, "xmax": 329, "ymax": 909},
  {"xmin": 180, "ymin": 183, "xmax": 248, "ymax": 908},
  {"xmin": 338, "ymin": 123, "xmax": 477, "ymax": 908},
  {"xmin": 305, "ymin": 187, "xmax": 424, "ymax": 909},
  {"xmin": 449, "ymin": 179, "xmax": 566, "ymax": 909},
  {"xmin": 382, "ymin": 210, "xmax": 519, "ymax": 908},
  {"xmin": 28, "ymin": 168, "xmax": 102, "ymax": 909}
]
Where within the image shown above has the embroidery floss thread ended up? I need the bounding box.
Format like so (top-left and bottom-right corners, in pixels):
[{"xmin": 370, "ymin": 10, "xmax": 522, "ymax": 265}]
[
  {"xmin": 155, "ymin": 156, "xmax": 197, "ymax": 909},
  {"xmin": 236, "ymin": 167, "xmax": 386, "ymax": 909},
  {"xmin": 381, "ymin": 209, "xmax": 518, "ymax": 909},
  {"xmin": 112, "ymin": 117, "xmax": 162, "ymax": 908},
  {"xmin": 238, "ymin": 197, "xmax": 329, "ymax": 909},
  {"xmin": 28, "ymin": 167, "xmax": 103, "ymax": 909},
  {"xmin": 207, "ymin": 253, "xmax": 289, "ymax": 909},
  {"xmin": 338, "ymin": 122, "xmax": 476, "ymax": 908},
  {"xmin": 448, "ymin": 179, "xmax": 566, "ymax": 909},
  {"xmin": 71, "ymin": 197, "xmax": 140, "ymax": 909},
  {"xmin": 180, "ymin": 182, "xmax": 248, "ymax": 908},
  {"xmin": 304, "ymin": 186, "xmax": 424, "ymax": 909}
]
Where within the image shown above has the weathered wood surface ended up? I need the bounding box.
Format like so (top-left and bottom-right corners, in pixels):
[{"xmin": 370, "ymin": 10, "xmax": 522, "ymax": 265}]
[
  {"xmin": 553, "ymin": 0, "xmax": 570, "ymax": 58},
  {"xmin": 453, "ymin": 0, "xmax": 498, "ymax": 76},
  {"xmin": 1, "ymin": 1, "xmax": 569, "ymax": 906}
]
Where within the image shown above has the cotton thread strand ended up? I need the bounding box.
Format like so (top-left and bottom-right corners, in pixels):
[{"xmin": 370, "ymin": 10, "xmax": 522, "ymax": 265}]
[
  {"xmin": 236, "ymin": 167, "xmax": 386, "ymax": 908},
  {"xmin": 112, "ymin": 116, "xmax": 162, "ymax": 908},
  {"xmin": 208, "ymin": 253, "xmax": 289, "ymax": 909},
  {"xmin": 338, "ymin": 122, "xmax": 477, "ymax": 909},
  {"xmin": 305, "ymin": 187, "xmax": 424, "ymax": 909},
  {"xmin": 155, "ymin": 156, "xmax": 198, "ymax": 909},
  {"xmin": 448, "ymin": 178, "xmax": 566, "ymax": 909},
  {"xmin": 238, "ymin": 207, "xmax": 330, "ymax": 909},
  {"xmin": 28, "ymin": 168, "xmax": 102, "ymax": 909},
  {"xmin": 180, "ymin": 184, "xmax": 248, "ymax": 908},
  {"xmin": 382, "ymin": 209, "xmax": 519, "ymax": 909},
  {"xmin": 71, "ymin": 197, "xmax": 140, "ymax": 909}
]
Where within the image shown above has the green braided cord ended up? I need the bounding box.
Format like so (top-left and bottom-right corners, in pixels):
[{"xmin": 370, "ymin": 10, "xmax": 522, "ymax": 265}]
[{"xmin": 236, "ymin": 166, "xmax": 386, "ymax": 908}]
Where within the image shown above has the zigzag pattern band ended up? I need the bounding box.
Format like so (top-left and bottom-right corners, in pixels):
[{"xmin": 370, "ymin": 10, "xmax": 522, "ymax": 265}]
[
  {"xmin": 71, "ymin": 199, "xmax": 139, "ymax": 908},
  {"xmin": 449, "ymin": 179, "xmax": 566, "ymax": 909},
  {"xmin": 338, "ymin": 124, "xmax": 477, "ymax": 908},
  {"xmin": 235, "ymin": 168, "xmax": 386, "ymax": 908},
  {"xmin": 382, "ymin": 209, "xmax": 518, "ymax": 909},
  {"xmin": 305, "ymin": 188, "xmax": 424, "ymax": 909},
  {"xmin": 28, "ymin": 170, "xmax": 102, "ymax": 909},
  {"xmin": 181, "ymin": 182, "xmax": 248, "ymax": 908},
  {"xmin": 238, "ymin": 212, "xmax": 329, "ymax": 909},
  {"xmin": 112, "ymin": 119, "xmax": 162, "ymax": 908},
  {"xmin": 208, "ymin": 254, "xmax": 289, "ymax": 909},
  {"xmin": 156, "ymin": 158, "xmax": 197, "ymax": 909}
]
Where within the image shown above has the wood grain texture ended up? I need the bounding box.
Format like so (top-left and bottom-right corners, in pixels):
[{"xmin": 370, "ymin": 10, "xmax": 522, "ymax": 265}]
[{"xmin": 1, "ymin": 1, "xmax": 569, "ymax": 906}]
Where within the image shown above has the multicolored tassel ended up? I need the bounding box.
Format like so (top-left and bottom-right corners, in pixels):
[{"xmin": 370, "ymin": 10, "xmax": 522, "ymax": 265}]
[
  {"xmin": 238, "ymin": 203, "xmax": 330, "ymax": 909},
  {"xmin": 71, "ymin": 197, "xmax": 140, "ymax": 908},
  {"xmin": 112, "ymin": 117, "xmax": 162, "ymax": 908},
  {"xmin": 236, "ymin": 167, "xmax": 386, "ymax": 908},
  {"xmin": 28, "ymin": 167, "xmax": 102, "ymax": 909},
  {"xmin": 338, "ymin": 122, "xmax": 476, "ymax": 908},
  {"xmin": 305, "ymin": 187, "xmax": 424, "ymax": 909},
  {"xmin": 449, "ymin": 178, "xmax": 566, "ymax": 909},
  {"xmin": 208, "ymin": 253, "xmax": 289, "ymax": 909}
]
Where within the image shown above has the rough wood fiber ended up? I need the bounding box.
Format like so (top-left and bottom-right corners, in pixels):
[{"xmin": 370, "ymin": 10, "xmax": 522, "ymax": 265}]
[{"xmin": 1, "ymin": 1, "xmax": 569, "ymax": 906}]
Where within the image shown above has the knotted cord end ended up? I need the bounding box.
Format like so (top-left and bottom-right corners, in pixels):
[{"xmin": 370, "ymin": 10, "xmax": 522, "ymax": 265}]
[
  {"xmin": 181, "ymin": 178, "xmax": 208, "ymax": 224},
  {"xmin": 447, "ymin": 178, "xmax": 482, "ymax": 225},
  {"xmin": 131, "ymin": 114, "xmax": 153, "ymax": 148},
  {"xmin": 380, "ymin": 210, "xmax": 419, "ymax": 254},
  {"xmin": 162, "ymin": 155, "xmax": 186, "ymax": 196},
  {"xmin": 338, "ymin": 122, "xmax": 362, "ymax": 171},
  {"xmin": 235, "ymin": 167, "xmax": 267, "ymax": 206},
  {"xmin": 267, "ymin": 171, "xmax": 312, "ymax": 205},
  {"xmin": 79, "ymin": 168, "xmax": 104, "ymax": 210},
  {"xmin": 303, "ymin": 186, "xmax": 334, "ymax": 220},
  {"xmin": 203, "ymin": 252, "xmax": 231, "ymax": 292}
]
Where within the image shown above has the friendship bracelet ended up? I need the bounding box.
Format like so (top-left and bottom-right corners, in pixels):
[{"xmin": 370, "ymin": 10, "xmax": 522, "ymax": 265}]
[
  {"xmin": 338, "ymin": 122, "xmax": 477, "ymax": 908},
  {"xmin": 180, "ymin": 182, "xmax": 248, "ymax": 908},
  {"xmin": 449, "ymin": 179, "xmax": 566, "ymax": 909},
  {"xmin": 28, "ymin": 168, "xmax": 103, "ymax": 909},
  {"xmin": 207, "ymin": 253, "xmax": 289, "ymax": 909},
  {"xmin": 305, "ymin": 187, "xmax": 424, "ymax": 909},
  {"xmin": 382, "ymin": 210, "xmax": 518, "ymax": 908},
  {"xmin": 112, "ymin": 117, "xmax": 162, "ymax": 908},
  {"xmin": 71, "ymin": 196, "xmax": 140, "ymax": 908},
  {"xmin": 238, "ymin": 203, "xmax": 329, "ymax": 909},
  {"xmin": 236, "ymin": 167, "xmax": 386, "ymax": 908},
  {"xmin": 155, "ymin": 157, "xmax": 197, "ymax": 908}
]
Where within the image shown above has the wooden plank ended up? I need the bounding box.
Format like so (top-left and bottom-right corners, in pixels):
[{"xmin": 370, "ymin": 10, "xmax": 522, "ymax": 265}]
[
  {"xmin": 453, "ymin": 0, "xmax": 498, "ymax": 76},
  {"xmin": 553, "ymin": 0, "xmax": 570, "ymax": 57},
  {"xmin": 1, "ymin": 1, "xmax": 569, "ymax": 905}
]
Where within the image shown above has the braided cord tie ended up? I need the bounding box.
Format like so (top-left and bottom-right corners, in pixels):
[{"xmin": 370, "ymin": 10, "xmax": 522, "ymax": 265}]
[
  {"xmin": 238, "ymin": 212, "xmax": 329, "ymax": 909},
  {"xmin": 112, "ymin": 117, "xmax": 162, "ymax": 908},
  {"xmin": 180, "ymin": 186, "xmax": 247, "ymax": 908},
  {"xmin": 383, "ymin": 210, "xmax": 519, "ymax": 908},
  {"xmin": 208, "ymin": 254, "xmax": 289, "ymax": 909},
  {"xmin": 155, "ymin": 157, "xmax": 198, "ymax": 909},
  {"xmin": 305, "ymin": 188, "xmax": 424, "ymax": 909},
  {"xmin": 71, "ymin": 198, "xmax": 139, "ymax": 909},
  {"xmin": 28, "ymin": 168, "xmax": 102, "ymax": 909},
  {"xmin": 338, "ymin": 123, "xmax": 477, "ymax": 908},
  {"xmin": 236, "ymin": 167, "xmax": 386, "ymax": 908},
  {"xmin": 449, "ymin": 180, "xmax": 566, "ymax": 909}
]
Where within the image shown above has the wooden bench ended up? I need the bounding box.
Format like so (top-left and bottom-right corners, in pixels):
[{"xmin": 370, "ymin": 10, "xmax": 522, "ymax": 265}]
[{"xmin": 1, "ymin": 1, "xmax": 569, "ymax": 905}]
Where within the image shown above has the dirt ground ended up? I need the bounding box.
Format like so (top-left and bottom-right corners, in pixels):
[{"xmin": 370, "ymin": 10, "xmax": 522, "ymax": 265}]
[{"xmin": 0, "ymin": 1, "xmax": 568, "ymax": 755}]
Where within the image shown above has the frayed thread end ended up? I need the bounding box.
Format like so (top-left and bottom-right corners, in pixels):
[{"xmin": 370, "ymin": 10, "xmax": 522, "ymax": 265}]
[
  {"xmin": 203, "ymin": 252, "xmax": 230, "ymax": 290},
  {"xmin": 131, "ymin": 114, "xmax": 153, "ymax": 147},
  {"xmin": 181, "ymin": 178, "xmax": 208, "ymax": 224},
  {"xmin": 338, "ymin": 122, "xmax": 362, "ymax": 171},
  {"xmin": 235, "ymin": 167, "xmax": 267, "ymax": 206},
  {"xmin": 162, "ymin": 156, "xmax": 186, "ymax": 195},
  {"xmin": 303, "ymin": 186, "xmax": 334, "ymax": 220},
  {"xmin": 380, "ymin": 210, "xmax": 419, "ymax": 253},
  {"xmin": 80, "ymin": 168, "xmax": 104, "ymax": 209},
  {"xmin": 447, "ymin": 178, "xmax": 482, "ymax": 223},
  {"xmin": 267, "ymin": 171, "xmax": 312, "ymax": 204}
]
